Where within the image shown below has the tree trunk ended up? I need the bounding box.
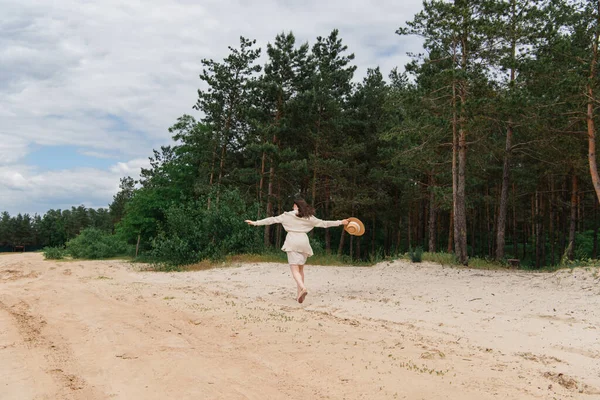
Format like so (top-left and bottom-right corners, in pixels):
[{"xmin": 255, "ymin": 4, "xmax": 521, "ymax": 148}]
[
  {"xmin": 259, "ymin": 150, "xmax": 267, "ymax": 244},
  {"xmin": 454, "ymin": 19, "xmax": 469, "ymax": 266},
  {"xmin": 259, "ymin": 151, "xmax": 266, "ymax": 211},
  {"xmin": 549, "ymin": 178, "xmax": 555, "ymax": 265},
  {"xmin": 276, "ymin": 181, "xmax": 282, "ymax": 249},
  {"xmin": 578, "ymin": 192, "xmax": 583, "ymax": 233},
  {"xmin": 496, "ymin": 119, "xmax": 513, "ymax": 260},
  {"xmin": 450, "ymin": 41, "xmax": 459, "ymax": 259},
  {"xmin": 207, "ymin": 142, "xmax": 218, "ymax": 210},
  {"xmin": 594, "ymin": 201, "xmax": 598, "ymax": 259},
  {"xmin": 408, "ymin": 207, "xmax": 412, "ymax": 250},
  {"xmin": 264, "ymin": 157, "xmax": 275, "ymax": 247},
  {"xmin": 471, "ymin": 208, "xmax": 476, "ymax": 258},
  {"xmin": 531, "ymin": 194, "xmax": 536, "ymax": 266},
  {"xmin": 451, "ymin": 76, "xmax": 460, "ymax": 261},
  {"xmin": 216, "ymin": 143, "xmax": 227, "ymax": 206},
  {"xmin": 588, "ymin": 0, "xmax": 600, "ymax": 204},
  {"xmin": 338, "ymin": 229, "xmax": 346, "ymax": 256},
  {"xmin": 535, "ymin": 191, "xmax": 543, "ymax": 268},
  {"xmin": 419, "ymin": 196, "xmax": 426, "ymax": 248},
  {"xmin": 568, "ymin": 173, "xmax": 578, "ymax": 260},
  {"xmin": 455, "ymin": 124, "xmax": 468, "ymax": 265},
  {"xmin": 497, "ymin": 0, "xmax": 519, "ymax": 259},
  {"xmin": 447, "ymin": 209, "xmax": 454, "ymax": 253},
  {"xmin": 397, "ymin": 217, "xmax": 402, "ymax": 255},
  {"xmin": 512, "ymin": 183, "xmax": 518, "ymax": 258},
  {"xmin": 135, "ymin": 233, "xmax": 141, "ymax": 258},
  {"xmin": 453, "ymin": 48, "xmax": 468, "ymax": 264},
  {"xmin": 266, "ymin": 93, "xmax": 283, "ymax": 247},
  {"xmin": 312, "ymin": 118, "xmax": 320, "ymax": 206},
  {"xmin": 486, "ymin": 186, "xmax": 491, "ymax": 257},
  {"xmin": 559, "ymin": 176, "xmax": 568, "ymax": 257},
  {"xmin": 325, "ymin": 176, "xmax": 331, "ymax": 254},
  {"xmin": 521, "ymin": 219, "xmax": 527, "ymax": 261},
  {"xmin": 543, "ymin": 192, "xmax": 548, "ymax": 266},
  {"xmin": 371, "ymin": 216, "xmax": 376, "ymax": 257},
  {"xmin": 428, "ymin": 173, "xmax": 436, "ymax": 252}
]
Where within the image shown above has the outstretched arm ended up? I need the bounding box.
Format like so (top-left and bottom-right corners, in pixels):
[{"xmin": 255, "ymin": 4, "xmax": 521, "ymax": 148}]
[
  {"xmin": 313, "ymin": 218, "xmax": 350, "ymax": 228},
  {"xmin": 245, "ymin": 214, "xmax": 284, "ymax": 226}
]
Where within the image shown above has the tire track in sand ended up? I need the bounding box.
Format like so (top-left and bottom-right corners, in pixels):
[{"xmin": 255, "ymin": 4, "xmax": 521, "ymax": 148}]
[{"xmin": 0, "ymin": 297, "xmax": 104, "ymax": 400}]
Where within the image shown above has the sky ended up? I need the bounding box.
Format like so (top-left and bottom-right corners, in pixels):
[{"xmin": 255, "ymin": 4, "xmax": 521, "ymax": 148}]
[{"xmin": 0, "ymin": 0, "xmax": 424, "ymax": 216}]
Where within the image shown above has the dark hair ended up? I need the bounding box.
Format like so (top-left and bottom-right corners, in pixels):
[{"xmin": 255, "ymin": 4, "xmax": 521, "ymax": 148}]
[{"xmin": 294, "ymin": 198, "xmax": 314, "ymax": 218}]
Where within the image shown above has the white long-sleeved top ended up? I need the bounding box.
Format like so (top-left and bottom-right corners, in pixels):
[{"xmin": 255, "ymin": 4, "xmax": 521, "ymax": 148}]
[{"xmin": 252, "ymin": 211, "xmax": 343, "ymax": 256}]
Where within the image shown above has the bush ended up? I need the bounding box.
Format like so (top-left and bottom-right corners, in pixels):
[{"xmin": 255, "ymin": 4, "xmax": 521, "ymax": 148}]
[
  {"xmin": 574, "ymin": 230, "xmax": 595, "ymax": 260},
  {"xmin": 409, "ymin": 246, "xmax": 423, "ymax": 263},
  {"xmin": 66, "ymin": 228, "xmax": 131, "ymax": 259},
  {"xmin": 150, "ymin": 190, "xmax": 264, "ymax": 267},
  {"xmin": 43, "ymin": 246, "xmax": 65, "ymax": 260}
]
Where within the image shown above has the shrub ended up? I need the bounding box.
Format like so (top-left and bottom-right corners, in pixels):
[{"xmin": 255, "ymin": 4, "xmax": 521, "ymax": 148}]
[
  {"xmin": 409, "ymin": 246, "xmax": 423, "ymax": 263},
  {"xmin": 66, "ymin": 228, "xmax": 131, "ymax": 259},
  {"xmin": 150, "ymin": 190, "xmax": 264, "ymax": 267},
  {"xmin": 43, "ymin": 246, "xmax": 65, "ymax": 260},
  {"xmin": 574, "ymin": 231, "xmax": 595, "ymax": 260}
]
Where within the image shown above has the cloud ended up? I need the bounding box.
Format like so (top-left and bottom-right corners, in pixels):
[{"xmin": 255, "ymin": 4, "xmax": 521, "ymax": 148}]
[
  {"xmin": 0, "ymin": 158, "xmax": 150, "ymax": 215},
  {"xmin": 0, "ymin": 0, "xmax": 424, "ymax": 214},
  {"xmin": 78, "ymin": 150, "xmax": 118, "ymax": 159},
  {"xmin": 109, "ymin": 158, "xmax": 150, "ymax": 176},
  {"xmin": 0, "ymin": 134, "xmax": 30, "ymax": 165}
]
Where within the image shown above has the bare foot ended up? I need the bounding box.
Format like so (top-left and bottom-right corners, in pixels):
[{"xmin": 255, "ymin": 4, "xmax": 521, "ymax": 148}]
[{"xmin": 297, "ymin": 288, "xmax": 308, "ymax": 304}]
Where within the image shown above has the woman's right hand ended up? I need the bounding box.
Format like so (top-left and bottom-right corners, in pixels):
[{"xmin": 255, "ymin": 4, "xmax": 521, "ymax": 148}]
[{"xmin": 245, "ymin": 220, "xmax": 255, "ymax": 226}]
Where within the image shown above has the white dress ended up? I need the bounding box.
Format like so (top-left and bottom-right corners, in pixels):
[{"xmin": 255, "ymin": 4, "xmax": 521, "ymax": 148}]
[{"xmin": 252, "ymin": 211, "xmax": 343, "ymax": 264}]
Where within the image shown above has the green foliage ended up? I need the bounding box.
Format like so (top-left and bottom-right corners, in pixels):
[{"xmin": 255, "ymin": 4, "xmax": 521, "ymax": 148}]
[
  {"xmin": 110, "ymin": 177, "xmax": 137, "ymax": 225},
  {"xmin": 422, "ymin": 252, "xmax": 455, "ymax": 265},
  {"xmin": 150, "ymin": 190, "xmax": 264, "ymax": 267},
  {"xmin": 43, "ymin": 246, "xmax": 65, "ymax": 260},
  {"xmin": 574, "ymin": 231, "xmax": 595, "ymax": 260},
  {"xmin": 409, "ymin": 246, "xmax": 423, "ymax": 263},
  {"xmin": 115, "ymin": 187, "xmax": 167, "ymax": 251},
  {"xmin": 66, "ymin": 228, "xmax": 131, "ymax": 259},
  {"xmin": 0, "ymin": 207, "xmax": 113, "ymax": 250}
]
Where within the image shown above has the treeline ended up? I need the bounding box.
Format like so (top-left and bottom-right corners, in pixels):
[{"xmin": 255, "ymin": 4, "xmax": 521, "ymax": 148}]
[
  {"xmin": 0, "ymin": 207, "xmax": 113, "ymax": 251},
  {"xmin": 112, "ymin": 0, "xmax": 600, "ymax": 267},
  {"xmin": 115, "ymin": 0, "xmax": 598, "ymax": 268},
  {"xmin": 4, "ymin": 0, "xmax": 599, "ymax": 268}
]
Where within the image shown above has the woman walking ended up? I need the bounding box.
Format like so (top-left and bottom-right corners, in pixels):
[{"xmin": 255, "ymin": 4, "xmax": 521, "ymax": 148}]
[{"xmin": 245, "ymin": 198, "xmax": 349, "ymax": 303}]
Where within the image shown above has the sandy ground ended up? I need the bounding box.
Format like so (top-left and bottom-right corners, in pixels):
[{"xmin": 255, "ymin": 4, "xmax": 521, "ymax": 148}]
[{"xmin": 1, "ymin": 253, "xmax": 600, "ymax": 400}]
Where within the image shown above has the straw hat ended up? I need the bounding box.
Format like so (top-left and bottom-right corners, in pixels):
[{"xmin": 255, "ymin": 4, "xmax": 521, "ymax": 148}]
[{"xmin": 344, "ymin": 217, "xmax": 365, "ymax": 236}]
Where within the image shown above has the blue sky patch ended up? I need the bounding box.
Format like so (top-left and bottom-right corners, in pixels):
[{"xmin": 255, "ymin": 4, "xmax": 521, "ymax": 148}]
[{"xmin": 24, "ymin": 145, "xmax": 117, "ymax": 171}]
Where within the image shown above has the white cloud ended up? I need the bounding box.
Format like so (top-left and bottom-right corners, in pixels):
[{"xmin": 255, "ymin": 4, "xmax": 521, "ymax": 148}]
[
  {"xmin": 0, "ymin": 134, "xmax": 30, "ymax": 165},
  {"xmin": 78, "ymin": 150, "xmax": 118, "ymax": 159},
  {"xmin": 109, "ymin": 158, "xmax": 150, "ymax": 176},
  {"xmin": 0, "ymin": 158, "xmax": 150, "ymax": 215},
  {"xmin": 0, "ymin": 0, "xmax": 424, "ymax": 214}
]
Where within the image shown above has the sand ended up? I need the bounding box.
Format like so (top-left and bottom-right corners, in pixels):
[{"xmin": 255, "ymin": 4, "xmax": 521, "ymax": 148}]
[{"xmin": 1, "ymin": 252, "xmax": 599, "ymax": 400}]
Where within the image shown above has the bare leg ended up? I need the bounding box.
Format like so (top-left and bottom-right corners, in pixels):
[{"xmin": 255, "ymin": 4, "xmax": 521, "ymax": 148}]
[
  {"xmin": 290, "ymin": 264, "xmax": 305, "ymax": 294},
  {"xmin": 289, "ymin": 265, "xmax": 308, "ymax": 302},
  {"xmin": 299, "ymin": 265, "xmax": 305, "ymax": 285}
]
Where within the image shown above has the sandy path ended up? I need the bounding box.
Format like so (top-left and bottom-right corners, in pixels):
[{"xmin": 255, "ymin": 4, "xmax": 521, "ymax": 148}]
[{"xmin": 1, "ymin": 253, "xmax": 599, "ymax": 400}]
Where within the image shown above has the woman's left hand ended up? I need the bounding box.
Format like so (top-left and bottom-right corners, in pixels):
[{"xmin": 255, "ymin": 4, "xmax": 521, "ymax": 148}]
[
  {"xmin": 341, "ymin": 219, "xmax": 349, "ymax": 225},
  {"xmin": 245, "ymin": 220, "xmax": 255, "ymax": 225}
]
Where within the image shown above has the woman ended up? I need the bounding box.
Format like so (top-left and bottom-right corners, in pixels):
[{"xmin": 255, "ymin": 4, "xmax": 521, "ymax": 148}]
[{"xmin": 245, "ymin": 198, "xmax": 349, "ymax": 303}]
